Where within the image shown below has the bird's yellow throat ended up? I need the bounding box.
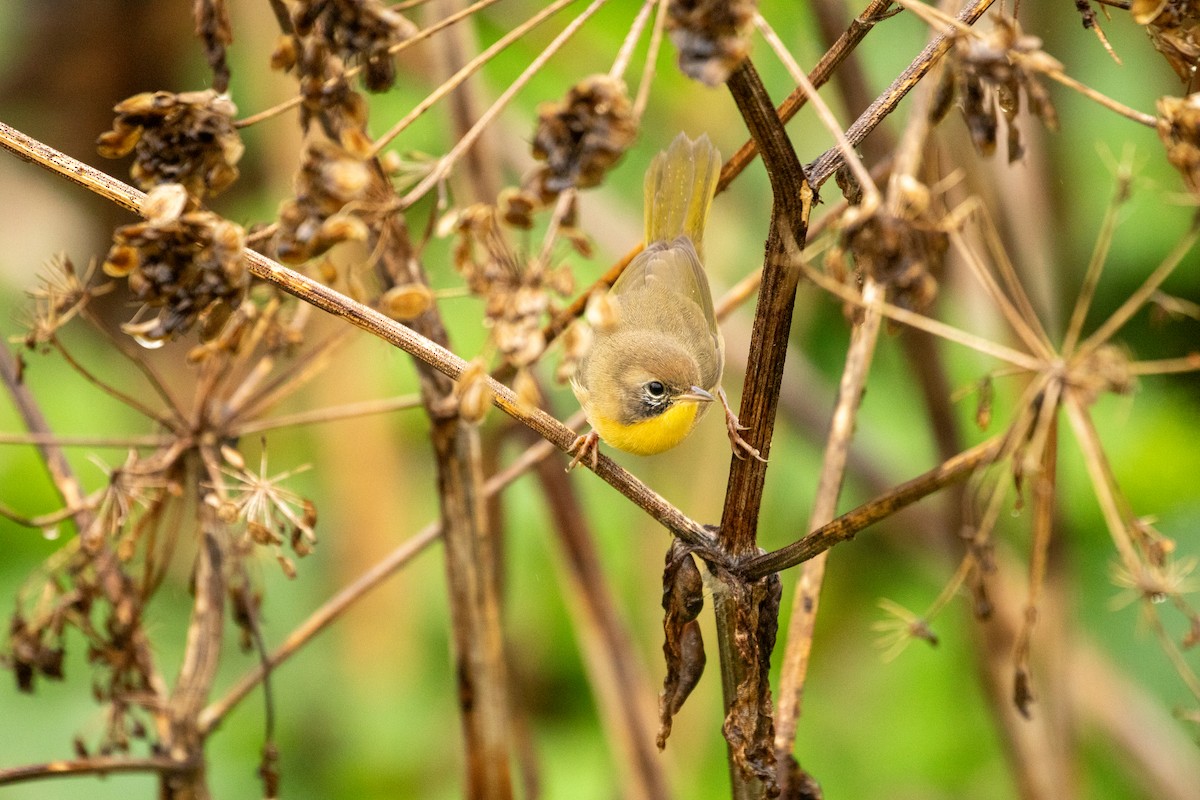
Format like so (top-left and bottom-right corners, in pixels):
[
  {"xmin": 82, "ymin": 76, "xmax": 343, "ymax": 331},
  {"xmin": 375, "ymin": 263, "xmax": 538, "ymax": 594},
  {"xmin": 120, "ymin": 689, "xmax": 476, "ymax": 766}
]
[{"xmin": 591, "ymin": 401, "xmax": 701, "ymax": 456}]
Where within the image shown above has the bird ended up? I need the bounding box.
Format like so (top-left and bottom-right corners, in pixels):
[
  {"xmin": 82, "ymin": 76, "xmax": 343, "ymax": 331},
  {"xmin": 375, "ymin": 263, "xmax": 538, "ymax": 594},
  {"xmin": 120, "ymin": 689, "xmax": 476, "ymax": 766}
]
[{"xmin": 568, "ymin": 132, "xmax": 763, "ymax": 470}]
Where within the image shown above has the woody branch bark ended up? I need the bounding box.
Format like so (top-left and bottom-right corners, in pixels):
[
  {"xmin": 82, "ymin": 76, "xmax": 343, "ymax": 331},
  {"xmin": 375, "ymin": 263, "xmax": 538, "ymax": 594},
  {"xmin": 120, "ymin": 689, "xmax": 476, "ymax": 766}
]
[{"xmin": 708, "ymin": 57, "xmax": 811, "ymax": 800}]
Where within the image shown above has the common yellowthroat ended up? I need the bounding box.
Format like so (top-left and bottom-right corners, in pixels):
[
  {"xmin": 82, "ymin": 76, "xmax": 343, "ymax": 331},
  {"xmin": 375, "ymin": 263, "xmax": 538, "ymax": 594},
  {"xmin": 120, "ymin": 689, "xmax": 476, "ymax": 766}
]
[{"xmin": 568, "ymin": 133, "xmax": 762, "ymax": 469}]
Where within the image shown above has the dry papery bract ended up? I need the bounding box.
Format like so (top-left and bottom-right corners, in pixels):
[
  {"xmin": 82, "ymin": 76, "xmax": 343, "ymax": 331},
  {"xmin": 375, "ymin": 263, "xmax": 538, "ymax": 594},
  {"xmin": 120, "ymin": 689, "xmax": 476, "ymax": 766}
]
[
  {"xmin": 930, "ymin": 16, "xmax": 1060, "ymax": 162},
  {"xmin": 97, "ymin": 89, "xmax": 243, "ymax": 198},
  {"xmin": 1134, "ymin": 0, "xmax": 1200, "ymax": 83},
  {"xmin": 1158, "ymin": 92, "xmax": 1200, "ymax": 195}
]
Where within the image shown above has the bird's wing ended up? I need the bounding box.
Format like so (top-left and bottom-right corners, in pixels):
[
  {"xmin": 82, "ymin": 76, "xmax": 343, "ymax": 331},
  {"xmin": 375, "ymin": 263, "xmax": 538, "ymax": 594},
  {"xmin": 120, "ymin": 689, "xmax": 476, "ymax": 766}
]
[{"xmin": 611, "ymin": 238, "xmax": 719, "ymax": 341}]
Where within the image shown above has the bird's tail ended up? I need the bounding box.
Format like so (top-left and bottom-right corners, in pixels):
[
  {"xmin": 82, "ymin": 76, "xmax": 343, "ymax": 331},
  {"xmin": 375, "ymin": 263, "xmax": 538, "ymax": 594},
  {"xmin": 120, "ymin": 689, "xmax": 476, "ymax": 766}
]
[{"xmin": 643, "ymin": 132, "xmax": 721, "ymax": 257}]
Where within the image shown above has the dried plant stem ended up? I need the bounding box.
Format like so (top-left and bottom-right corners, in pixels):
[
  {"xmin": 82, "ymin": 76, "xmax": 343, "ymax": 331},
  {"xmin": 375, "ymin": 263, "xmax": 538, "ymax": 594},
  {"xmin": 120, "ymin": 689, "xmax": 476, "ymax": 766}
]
[
  {"xmin": 370, "ymin": 0, "xmax": 577, "ymax": 155},
  {"xmin": 797, "ymin": 258, "xmax": 1044, "ymax": 370},
  {"xmin": 712, "ymin": 57, "xmax": 813, "ymax": 800},
  {"xmin": 806, "ymin": 0, "xmax": 996, "ymax": 188},
  {"xmin": 1075, "ymin": 222, "xmax": 1200, "ymax": 360},
  {"xmin": 719, "ymin": 58, "xmax": 811, "ymax": 554},
  {"xmin": 200, "ymin": 416, "xmax": 576, "ymax": 735},
  {"xmin": 394, "ymin": 0, "xmax": 611, "ymax": 205},
  {"xmin": 0, "ymin": 432, "xmax": 171, "ymax": 447},
  {"xmin": 427, "ymin": 0, "xmax": 503, "ymax": 204},
  {"xmin": 532, "ymin": 451, "xmax": 669, "ymax": 800},
  {"xmin": 160, "ymin": 516, "xmax": 225, "ymax": 799},
  {"xmin": 609, "ymin": 0, "xmax": 657, "ymax": 81},
  {"xmin": 718, "ymin": 0, "xmax": 896, "ymax": 193},
  {"xmin": 774, "ymin": 279, "xmax": 883, "ymax": 782},
  {"xmin": 1062, "ymin": 394, "xmax": 1140, "ymax": 570},
  {"xmin": 1129, "ymin": 355, "xmax": 1200, "ymax": 375},
  {"xmin": 0, "ymin": 755, "xmax": 196, "ymax": 787},
  {"xmin": 754, "ymin": 13, "xmax": 880, "ymax": 204},
  {"xmin": 0, "ymin": 120, "xmax": 715, "ymax": 553},
  {"xmin": 740, "ymin": 434, "xmax": 1006, "ymax": 581},
  {"xmin": 229, "ymin": 393, "xmax": 424, "ymax": 435},
  {"xmin": 632, "ymin": 0, "xmax": 669, "ymax": 119}
]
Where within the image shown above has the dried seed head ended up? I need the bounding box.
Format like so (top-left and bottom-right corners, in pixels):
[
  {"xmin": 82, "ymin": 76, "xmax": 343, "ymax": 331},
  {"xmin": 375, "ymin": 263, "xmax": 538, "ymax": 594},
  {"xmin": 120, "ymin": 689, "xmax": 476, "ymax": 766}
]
[
  {"xmin": 381, "ymin": 283, "xmax": 433, "ymax": 320},
  {"xmin": 293, "ymin": 0, "xmax": 416, "ymax": 92},
  {"xmin": 453, "ymin": 206, "xmax": 573, "ymax": 369},
  {"xmin": 1072, "ymin": 344, "xmax": 1135, "ymax": 405},
  {"xmin": 1158, "ymin": 93, "xmax": 1200, "ymax": 195},
  {"xmin": 499, "ymin": 187, "xmax": 541, "ymax": 229},
  {"xmin": 103, "ymin": 186, "xmax": 249, "ymax": 343},
  {"xmin": 834, "ymin": 198, "xmax": 947, "ymax": 314},
  {"xmin": 1133, "ymin": 0, "xmax": 1200, "ymax": 82},
  {"xmin": 456, "ymin": 360, "xmax": 494, "ymax": 425},
  {"xmin": 277, "ymin": 139, "xmax": 376, "ymax": 264},
  {"xmin": 529, "ymin": 75, "xmax": 638, "ymax": 201},
  {"xmin": 667, "ymin": 0, "xmax": 758, "ymax": 86},
  {"xmin": 97, "ymin": 89, "xmax": 243, "ymax": 198},
  {"xmin": 937, "ymin": 18, "xmax": 1059, "ymax": 162}
]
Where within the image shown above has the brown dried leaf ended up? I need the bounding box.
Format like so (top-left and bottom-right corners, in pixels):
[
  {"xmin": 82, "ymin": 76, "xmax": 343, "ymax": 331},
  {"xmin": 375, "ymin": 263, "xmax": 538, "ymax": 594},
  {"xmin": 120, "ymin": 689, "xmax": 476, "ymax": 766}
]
[{"xmin": 657, "ymin": 540, "xmax": 706, "ymax": 749}]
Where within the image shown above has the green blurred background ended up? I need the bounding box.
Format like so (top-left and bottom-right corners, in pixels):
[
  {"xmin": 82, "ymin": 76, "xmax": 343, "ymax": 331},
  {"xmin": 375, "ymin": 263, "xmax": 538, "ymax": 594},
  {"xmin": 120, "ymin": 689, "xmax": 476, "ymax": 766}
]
[{"xmin": 1, "ymin": 1, "xmax": 1198, "ymax": 798}]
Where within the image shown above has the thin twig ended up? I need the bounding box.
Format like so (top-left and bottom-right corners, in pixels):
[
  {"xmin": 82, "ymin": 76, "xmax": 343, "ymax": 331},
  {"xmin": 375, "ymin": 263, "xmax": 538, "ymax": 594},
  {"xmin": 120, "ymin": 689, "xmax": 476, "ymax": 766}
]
[
  {"xmin": 393, "ymin": 0, "xmax": 611, "ymax": 203},
  {"xmin": 739, "ymin": 434, "xmax": 1007, "ymax": 580},
  {"xmin": 774, "ymin": 278, "xmax": 883, "ymax": 776},
  {"xmin": 805, "ymin": 0, "xmax": 997, "ymax": 188},
  {"xmin": 370, "ymin": 0, "xmax": 579, "ymax": 157}
]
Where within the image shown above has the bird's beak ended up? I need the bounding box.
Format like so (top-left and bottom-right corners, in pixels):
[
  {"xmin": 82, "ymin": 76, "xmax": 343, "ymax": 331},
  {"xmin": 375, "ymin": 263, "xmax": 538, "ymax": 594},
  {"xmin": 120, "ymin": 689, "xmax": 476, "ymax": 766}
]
[{"xmin": 677, "ymin": 386, "xmax": 715, "ymax": 403}]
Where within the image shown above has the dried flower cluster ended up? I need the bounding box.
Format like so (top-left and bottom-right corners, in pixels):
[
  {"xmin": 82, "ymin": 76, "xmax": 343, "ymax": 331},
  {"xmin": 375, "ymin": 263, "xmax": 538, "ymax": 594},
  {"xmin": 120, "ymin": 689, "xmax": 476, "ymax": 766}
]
[
  {"xmin": 194, "ymin": 0, "xmax": 234, "ymax": 93},
  {"xmin": 667, "ymin": 0, "xmax": 758, "ymax": 86},
  {"xmin": 1133, "ymin": 0, "xmax": 1200, "ymax": 82},
  {"xmin": 212, "ymin": 455, "xmax": 319, "ymax": 580},
  {"xmin": 292, "ymin": 0, "xmax": 415, "ymax": 92},
  {"xmin": 527, "ymin": 75, "xmax": 638, "ymax": 204},
  {"xmin": 828, "ymin": 179, "xmax": 948, "ymax": 314},
  {"xmin": 102, "ymin": 184, "xmax": 248, "ymax": 343},
  {"xmin": 20, "ymin": 256, "xmax": 110, "ymax": 349},
  {"xmin": 276, "ymin": 139, "xmax": 376, "ymax": 265},
  {"xmin": 1157, "ymin": 93, "xmax": 1200, "ymax": 195},
  {"xmin": 97, "ymin": 90, "xmax": 243, "ymax": 198},
  {"xmin": 453, "ymin": 206, "xmax": 574, "ymax": 369},
  {"xmin": 931, "ymin": 18, "xmax": 1059, "ymax": 162}
]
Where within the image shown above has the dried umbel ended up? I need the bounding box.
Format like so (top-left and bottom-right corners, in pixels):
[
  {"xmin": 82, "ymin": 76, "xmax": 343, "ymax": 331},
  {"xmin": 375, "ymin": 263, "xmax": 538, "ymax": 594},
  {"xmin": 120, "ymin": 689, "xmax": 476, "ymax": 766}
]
[
  {"xmin": 528, "ymin": 75, "xmax": 638, "ymax": 201},
  {"xmin": 830, "ymin": 187, "xmax": 948, "ymax": 315},
  {"xmin": 667, "ymin": 0, "xmax": 758, "ymax": 86},
  {"xmin": 97, "ymin": 89, "xmax": 243, "ymax": 198},
  {"xmin": 103, "ymin": 184, "xmax": 248, "ymax": 343},
  {"xmin": 453, "ymin": 206, "xmax": 574, "ymax": 369},
  {"xmin": 1134, "ymin": 0, "xmax": 1200, "ymax": 83},
  {"xmin": 1157, "ymin": 93, "xmax": 1200, "ymax": 195},
  {"xmin": 276, "ymin": 138, "xmax": 375, "ymax": 264},
  {"xmin": 931, "ymin": 17, "xmax": 1059, "ymax": 162},
  {"xmin": 292, "ymin": 0, "xmax": 415, "ymax": 92}
]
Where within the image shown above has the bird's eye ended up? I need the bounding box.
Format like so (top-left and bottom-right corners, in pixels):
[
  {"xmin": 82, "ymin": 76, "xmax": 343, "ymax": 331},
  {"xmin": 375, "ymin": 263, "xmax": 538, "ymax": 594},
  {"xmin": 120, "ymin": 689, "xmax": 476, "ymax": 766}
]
[{"xmin": 646, "ymin": 380, "xmax": 666, "ymax": 397}]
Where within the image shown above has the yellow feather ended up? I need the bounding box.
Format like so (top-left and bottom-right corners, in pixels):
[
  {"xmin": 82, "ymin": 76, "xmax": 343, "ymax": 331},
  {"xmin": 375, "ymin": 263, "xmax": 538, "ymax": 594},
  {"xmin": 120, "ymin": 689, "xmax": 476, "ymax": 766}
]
[{"xmin": 592, "ymin": 401, "xmax": 701, "ymax": 456}]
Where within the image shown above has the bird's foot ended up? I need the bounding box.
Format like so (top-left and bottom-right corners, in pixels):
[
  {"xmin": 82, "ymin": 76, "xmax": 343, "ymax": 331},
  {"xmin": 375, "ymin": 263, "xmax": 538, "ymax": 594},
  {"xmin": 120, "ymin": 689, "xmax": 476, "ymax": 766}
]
[
  {"xmin": 567, "ymin": 431, "xmax": 601, "ymax": 472},
  {"xmin": 717, "ymin": 388, "xmax": 767, "ymax": 463}
]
